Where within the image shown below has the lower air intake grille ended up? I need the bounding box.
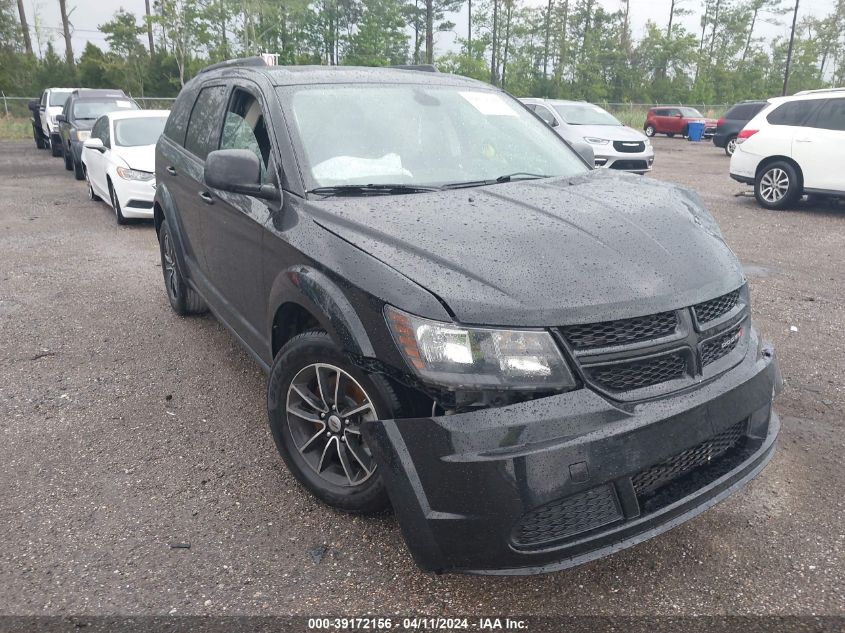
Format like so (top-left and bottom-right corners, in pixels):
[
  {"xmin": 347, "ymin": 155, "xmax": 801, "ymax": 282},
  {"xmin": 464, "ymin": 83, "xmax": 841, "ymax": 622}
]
[
  {"xmin": 511, "ymin": 485, "xmax": 622, "ymax": 549},
  {"xmin": 694, "ymin": 289, "xmax": 740, "ymax": 325},
  {"xmin": 561, "ymin": 311, "xmax": 677, "ymax": 350},
  {"xmin": 632, "ymin": 420, "xmax": 747, "ymax": 497},
  {"xmin": 587, "ymin": 352, "xmax": 687, "ymax": 391},
  {"xmin": 701, "ymin": 324, "xmax": 743, "ymax": 366}
]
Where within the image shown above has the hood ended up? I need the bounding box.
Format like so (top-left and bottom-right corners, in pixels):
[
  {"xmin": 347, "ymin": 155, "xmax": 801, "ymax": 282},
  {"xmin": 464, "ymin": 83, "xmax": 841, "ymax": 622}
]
[
  {"xmin": 561, "ymin": 124, "xmax": 647, "ymax": 143},
  {"xmin": 112, "ymin": 145, "xmax": 156, "ymax": 173},
  {"xmin": 309, "ymin": 170, "xmax": 744, "ymax": 327}
]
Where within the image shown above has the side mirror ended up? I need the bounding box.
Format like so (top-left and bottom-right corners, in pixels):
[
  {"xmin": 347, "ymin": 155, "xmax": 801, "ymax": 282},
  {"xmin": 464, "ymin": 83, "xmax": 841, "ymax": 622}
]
[
  {"xmin": 28, "ymin": 99, "xmax": 40, "ymax": 110},
  {"xmin": 83, "ymin": 138, "xmax": 104, "ymax": 152},
  {"xmin": 204, "ymin": 149, "xmax": 280, "ymax": 201},
  {"xmin": 549, "ymin": 118, "xmax": 559, "ymax": 127},
  {"xmin": 56, "ymin": 114, "xmax": 67, "ymax": 123},
  {"xmin": 676, "ymin": 113, "xmax": 683, "ymax": 118}
]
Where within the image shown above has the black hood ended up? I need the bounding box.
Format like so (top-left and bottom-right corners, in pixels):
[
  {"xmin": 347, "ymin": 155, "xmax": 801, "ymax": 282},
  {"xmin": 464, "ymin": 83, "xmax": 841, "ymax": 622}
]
[{"xmin": 309, "ymin": 170, "xmax": 745, "ymax": 327}]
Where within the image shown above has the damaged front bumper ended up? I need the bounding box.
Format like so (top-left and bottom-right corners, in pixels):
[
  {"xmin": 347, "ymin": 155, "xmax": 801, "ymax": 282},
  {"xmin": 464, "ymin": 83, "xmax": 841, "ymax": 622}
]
[{"xmin": 362, "ymin": 337, "xmax": 782, "ymax": 575}]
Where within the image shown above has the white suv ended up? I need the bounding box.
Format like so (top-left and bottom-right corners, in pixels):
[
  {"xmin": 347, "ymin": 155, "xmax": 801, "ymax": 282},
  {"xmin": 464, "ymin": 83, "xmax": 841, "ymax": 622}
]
[{"xmin": 729, "ymin": 88, "xmax": 845, "ymax": 209}]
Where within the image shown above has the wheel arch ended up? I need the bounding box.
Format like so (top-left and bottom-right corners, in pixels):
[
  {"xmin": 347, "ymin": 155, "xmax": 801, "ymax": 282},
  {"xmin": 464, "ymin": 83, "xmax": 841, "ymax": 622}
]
[
  {"xmin": 755, "ymin": 155, "xmax": 804, "ymax": 190},
  {"xmin": 152, "ymin": 184, "xmax": 192, "ymax": 282},
  {"xmin": 267, "ymin": 266, "xmax": 376, "ymax": 361}
]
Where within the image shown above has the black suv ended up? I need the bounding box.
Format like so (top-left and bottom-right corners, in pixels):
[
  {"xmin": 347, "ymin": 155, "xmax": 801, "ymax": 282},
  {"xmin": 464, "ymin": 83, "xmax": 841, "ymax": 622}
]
[
  {"xmin": 57, "ymin": 89, "xmax": 138, "ymax": 179},
  {"xmin": 713, "ymin": 100, "xmax": 768, "ymax": 156},
  {"xmin": 154, "ymin": 58, "xmax": 782, "ymax": 575}
]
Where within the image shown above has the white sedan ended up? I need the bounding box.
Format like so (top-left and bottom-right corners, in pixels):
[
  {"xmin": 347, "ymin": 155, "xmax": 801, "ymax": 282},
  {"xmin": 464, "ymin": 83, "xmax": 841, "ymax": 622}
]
[{"xmin": 81, "ymin": 110, "xmax": 169, "ymax": 224}]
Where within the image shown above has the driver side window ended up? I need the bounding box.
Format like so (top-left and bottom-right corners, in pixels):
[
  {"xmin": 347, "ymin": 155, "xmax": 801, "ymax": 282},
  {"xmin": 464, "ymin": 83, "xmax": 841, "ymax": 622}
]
[{"xmin": 220, "ymin": 88, "xmax": 272, "ymax": 184}]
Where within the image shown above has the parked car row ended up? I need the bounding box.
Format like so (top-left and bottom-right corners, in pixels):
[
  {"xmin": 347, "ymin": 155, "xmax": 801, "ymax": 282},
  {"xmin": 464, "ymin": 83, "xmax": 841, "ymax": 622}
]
[{"xmin": 28, "ymin": 87, "xmax": 166, "ymax": 223}]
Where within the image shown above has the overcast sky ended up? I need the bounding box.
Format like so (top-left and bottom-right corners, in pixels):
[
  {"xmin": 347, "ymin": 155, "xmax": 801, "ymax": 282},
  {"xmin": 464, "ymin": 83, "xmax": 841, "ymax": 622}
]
[{"xmin": 22, "ymin": 0, "xmax": 838, "ymax": 59}]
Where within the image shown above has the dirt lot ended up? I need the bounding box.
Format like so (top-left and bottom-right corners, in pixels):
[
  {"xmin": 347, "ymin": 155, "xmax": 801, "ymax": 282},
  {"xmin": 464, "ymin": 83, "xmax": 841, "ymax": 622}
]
[{"xmin": 0, "ymin": 137, "xmax": 843, "ymax": 618}]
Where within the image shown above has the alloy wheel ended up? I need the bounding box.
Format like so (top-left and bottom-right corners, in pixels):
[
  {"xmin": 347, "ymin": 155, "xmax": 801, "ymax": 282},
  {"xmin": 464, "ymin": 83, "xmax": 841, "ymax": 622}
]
[
  {"xmin": 726, "ymin": 138, "xmax": 737, "ymax": 156},
  {"xmin": 162, "ymin": 230, "xmax": 179, "ymax": 302},
  {"xmin": 759, "ymin": 167, "xmax": 789, "ymax": 204},
  {"xmin": 286, "ymin": 363, "xmax": 378, "ymax": 487}
]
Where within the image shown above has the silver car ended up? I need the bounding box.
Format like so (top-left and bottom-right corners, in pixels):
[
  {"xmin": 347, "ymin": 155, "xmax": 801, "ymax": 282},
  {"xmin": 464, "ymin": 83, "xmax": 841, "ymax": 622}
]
[{"xmin": 521, "ymin": 98, "xmax": 655, "ymax": 174}]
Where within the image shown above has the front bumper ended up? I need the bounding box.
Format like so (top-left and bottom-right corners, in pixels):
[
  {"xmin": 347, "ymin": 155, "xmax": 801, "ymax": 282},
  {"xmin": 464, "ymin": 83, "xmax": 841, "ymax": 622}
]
[
  {"xmin": 363, "ymin": 338, "xmax": 781, "ymax": 575},
  {"xmin": 593, "ymin": 144, "xmax": 655, "ymax": 173},
  {"xmin": 113, "ymin": 177, "xmax": 156, "ymax": 219}
]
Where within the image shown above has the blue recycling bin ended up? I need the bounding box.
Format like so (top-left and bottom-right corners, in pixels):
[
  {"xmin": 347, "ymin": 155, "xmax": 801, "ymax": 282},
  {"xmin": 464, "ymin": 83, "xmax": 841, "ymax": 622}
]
[{"xmin": 687, "ymin": 121, "xmax": 706, "ymax": 142}]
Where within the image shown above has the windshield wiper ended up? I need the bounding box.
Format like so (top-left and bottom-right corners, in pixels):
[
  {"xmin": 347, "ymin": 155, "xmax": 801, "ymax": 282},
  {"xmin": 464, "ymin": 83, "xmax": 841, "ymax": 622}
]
[
  {"xmin": 441, "ymin": 172, "xmax": 550, "ymax": 190},
  {"xmin": 307, "ymin": 183, "xmax": 442, "ymax": 197}
]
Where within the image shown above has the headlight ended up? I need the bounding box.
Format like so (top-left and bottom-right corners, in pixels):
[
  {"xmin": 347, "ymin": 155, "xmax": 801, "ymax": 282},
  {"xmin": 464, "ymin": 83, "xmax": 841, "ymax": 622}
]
[
  {"xmin": 583, "ymin": 137, "xmax": 610, "ymax": 145},
  {"xmin": 116, "ymin": 166, "xmax": 154, "ymax": 181},
  {"xmin": 71, "ymin": 130, "xmax": 91, "ymax": 141},
  {"xmin": 385, "ymin": 306, "xmax": 576, "ymax": 391},
  {"xmin": 50, "ymin": 115, "xmax": 58, "ymax": 125},
  {"xmin": 643, "ymin": 137, "xmax": 651, "ymax": 146}
]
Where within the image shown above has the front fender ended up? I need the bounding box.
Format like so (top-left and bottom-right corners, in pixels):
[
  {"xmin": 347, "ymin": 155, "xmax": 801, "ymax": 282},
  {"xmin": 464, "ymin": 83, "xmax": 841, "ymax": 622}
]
[{"xmin": 266, "ymin": 266, "xmax": 376, "ymax": 360}]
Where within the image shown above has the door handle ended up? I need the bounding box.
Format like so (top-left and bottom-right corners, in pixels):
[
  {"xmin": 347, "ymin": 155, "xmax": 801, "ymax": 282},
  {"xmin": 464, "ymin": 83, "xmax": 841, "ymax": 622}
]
[
  {"xmin": 795, "ymin": 138, "xmax": 812, "ymax": 143},
  {"xmin": 166, "ymin": 165, "xmax": 177, "ymax": 175},
  {"xmin": 198, "ymin": 191, "xmax": 214, "ymax": 205}
]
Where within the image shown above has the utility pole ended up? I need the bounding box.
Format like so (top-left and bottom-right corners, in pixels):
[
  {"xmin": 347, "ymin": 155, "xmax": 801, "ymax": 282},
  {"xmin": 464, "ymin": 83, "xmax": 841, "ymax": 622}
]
[
  {"xmin": 144, "ymin": 0, "xmax": 155, "ymax": 56},
  {"xmin": 467, "ymin": 0, "xmax": 471, "ymax": 53},
  {"xmin": 782, "ymin": 0, "xmax": 800, "ymax": 95},
  {"xmin": 16, "ymin": 0, "xmax": 33, "ymax": 55}
]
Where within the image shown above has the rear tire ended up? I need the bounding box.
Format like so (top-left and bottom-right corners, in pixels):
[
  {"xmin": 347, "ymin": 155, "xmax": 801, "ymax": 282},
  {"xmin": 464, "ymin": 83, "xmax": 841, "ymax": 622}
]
[
  {"xmin": 725, "ymin": 136, "xmax": 737, "ymax": 157},
  {"xmin": 158, "ymin": 217, "xmax": 207, "ymax": 316},
  {"xmin": 755, "ymin": 161, "xmax": 801, "ymax": 210},
  {"xmin": 63, "ymin": 148, "xmax": 73, "ymax": 170},
  {"xmin": 266, "ymin": 330, "xmax": 402, "ymax": 514}
]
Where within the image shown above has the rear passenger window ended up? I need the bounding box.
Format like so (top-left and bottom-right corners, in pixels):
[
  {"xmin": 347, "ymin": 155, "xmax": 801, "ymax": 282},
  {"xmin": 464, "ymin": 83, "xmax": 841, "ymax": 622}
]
[
  {"xmin": 164, "ymin": 86, "xmax": 198, "ymax": 146},
  {"xmin": 809, "ymin": 98, "xmax": 845, "ymax": 132},
  {"xmin": 726, "ymin": 104, "xmax": 759, "ymax": 120},
  {"xmin": 184, "ymin": 85, "xmax": 228, "ymax": 160},
  {"xmin": 766, "ymin": 100, "xmax": 822, "ymax": 126}
]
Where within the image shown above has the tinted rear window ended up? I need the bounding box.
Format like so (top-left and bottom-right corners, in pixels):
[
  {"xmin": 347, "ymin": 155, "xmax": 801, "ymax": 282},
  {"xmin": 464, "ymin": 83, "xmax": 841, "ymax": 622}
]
[
  {"xmin": 184, "ymin": 85, "xmax": 228, "ymax": 160},
  {"xmin": 809, "ymin": 98, "xmax": 845, "ymax": 132},
  {"xmin": 725, "ymin": 103, "xmax": 765, "ymax": 120},
  {"xmin": 766, "ymin": 99, "xmax": 823, "ymax": 126},
  {"xmin": 163, "ymin": 85, "xmax": 198, "ymax": 146}
]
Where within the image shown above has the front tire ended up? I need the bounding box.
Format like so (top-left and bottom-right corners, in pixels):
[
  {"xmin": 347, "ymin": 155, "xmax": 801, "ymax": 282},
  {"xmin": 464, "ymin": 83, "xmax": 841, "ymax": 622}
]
[
  {"xmin": 755, "ymin": 161, "xmax": 801, "ymax": 210},
  {"xmin": 85, "ymin": 168, "xmax": 100, "ymax": 202},
  {"xmin": 73, "ymin": 155, "xmax": 84, "ymax": 180},
  {"xmin": 108, "ymin": 181, "xmax": 128, "ymax": 225},
  {"xmin": 644, "ymin": 125, "xmax": 655, "ymax": 137},
  {"xmin": 51, "ymin": 135, "xmax": 62, "ymax": 157},
  {"xmin": 267, "ymin": 331, "xmax": 402, "ymax": 514},
  {"xmin": 158, "ymin": 218, "xmax": 207, "ymax": 316},
  {"xmin": 725, "ymin": 136, "xmax": 737, "ymax": 156},
  {"xmin": 33, "ymin": 127, "xmax": 46, "ymax": 149},
  {"xmin": 64, "ymin": 148, "xmax": 73, "ymax": 170}
]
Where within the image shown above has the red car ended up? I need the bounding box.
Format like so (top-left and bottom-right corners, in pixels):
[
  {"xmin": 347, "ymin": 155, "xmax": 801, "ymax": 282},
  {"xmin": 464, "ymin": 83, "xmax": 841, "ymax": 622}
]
[{"xmin": 644, "ymin": 106, "xmax": 718, "ymax": 138}]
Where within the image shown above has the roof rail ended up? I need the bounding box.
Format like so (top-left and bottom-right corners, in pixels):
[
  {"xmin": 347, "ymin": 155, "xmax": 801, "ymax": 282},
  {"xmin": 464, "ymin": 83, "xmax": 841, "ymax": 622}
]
[
  {"xmin": 198, "ymin": 56, "xmax": 268, "ymax": 75},
  {"xmin": 794, "ymin": 87, "xmax": 845, "ymax": 96},
  {"xmin": 390, "ymin": 64, "xmax": 438, "ymax": 73}
]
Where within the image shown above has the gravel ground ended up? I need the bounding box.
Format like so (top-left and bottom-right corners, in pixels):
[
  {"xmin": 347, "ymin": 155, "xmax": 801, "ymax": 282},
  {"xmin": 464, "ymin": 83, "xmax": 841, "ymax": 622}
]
[{"xmin": 0, "ymin": 137, "xmax": 843, "ymax": 618}]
